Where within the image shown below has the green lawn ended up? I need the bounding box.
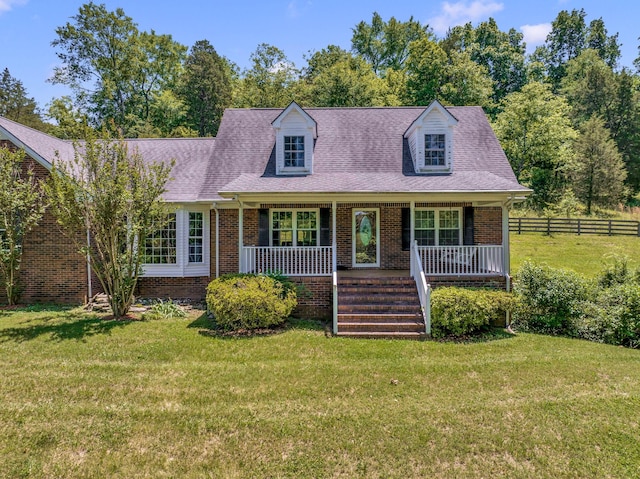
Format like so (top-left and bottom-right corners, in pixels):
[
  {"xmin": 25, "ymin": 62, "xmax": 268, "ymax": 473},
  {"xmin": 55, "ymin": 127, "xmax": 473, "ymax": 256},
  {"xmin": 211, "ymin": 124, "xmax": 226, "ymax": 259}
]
[
  {"xmin": 510, "ymin": 232, "xmax": 640, "ymax": 276},
  {"xmin": 1, "ymin": 308, "xmax": 639, "ymax": 478}
]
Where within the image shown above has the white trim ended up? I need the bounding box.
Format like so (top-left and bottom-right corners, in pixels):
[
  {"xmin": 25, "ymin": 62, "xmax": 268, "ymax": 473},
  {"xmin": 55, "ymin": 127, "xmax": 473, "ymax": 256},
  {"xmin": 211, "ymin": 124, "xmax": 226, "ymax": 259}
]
[
  {"xmin": 269, "ymin": 208, "xmax": 320, "ymax": 247},
  {"xmin": 414, "ymin": 207, "xmax": 463, "ymax": 246},
  {"xmin": 141, "ymin": 205, "xmax": 210, "ymax": 278},
  {"xmin": 352, "ymin": 208, "xmax": 380, "ymax": 268}
]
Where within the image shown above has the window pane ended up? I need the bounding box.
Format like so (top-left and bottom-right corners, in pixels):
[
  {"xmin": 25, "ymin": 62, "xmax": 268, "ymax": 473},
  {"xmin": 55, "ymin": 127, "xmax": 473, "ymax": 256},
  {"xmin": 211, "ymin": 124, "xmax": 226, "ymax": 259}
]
[
  {"xmin": 188, "ymin": 212, "xmax": 204, "ymax": 263},
  {"xmin": 284, "ymin": 136, "xmax": 305, "ymax": 167},
  {"xmin": 439, "ymin": 210, "xmax": 460, "ymax": 229},
  {"xmin": 144, "ymin": 214, "xmax": 177, "ymax": 264},
  {"xmin": 425, "ymin": 134, "xmax": 446, "ymax": 166}
]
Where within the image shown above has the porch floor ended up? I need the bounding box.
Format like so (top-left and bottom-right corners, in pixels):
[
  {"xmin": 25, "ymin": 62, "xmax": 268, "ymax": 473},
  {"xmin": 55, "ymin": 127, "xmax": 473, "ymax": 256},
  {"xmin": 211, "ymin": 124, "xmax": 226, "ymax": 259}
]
[{"xmin": 338, "ymin": 269, "xmax": 410, "ymax": 279}]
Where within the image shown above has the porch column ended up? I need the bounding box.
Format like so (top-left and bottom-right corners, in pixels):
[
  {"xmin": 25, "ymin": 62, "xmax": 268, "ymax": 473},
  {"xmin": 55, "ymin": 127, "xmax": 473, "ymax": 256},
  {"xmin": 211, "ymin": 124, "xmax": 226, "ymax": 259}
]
[
  {"xmin": 238, "ymin": 201, "xmax": 244, "ymax": 273},
  {"xmin": 332, "ymin": 201, "xmax": 337, "ymax": 272},
  {"xmin": 502, "ymin": 203, "xmax": 510, "ymax": 276},
  {"xmin": 410, "ymin": 201, "xmax": 415, "ymax": 272}
]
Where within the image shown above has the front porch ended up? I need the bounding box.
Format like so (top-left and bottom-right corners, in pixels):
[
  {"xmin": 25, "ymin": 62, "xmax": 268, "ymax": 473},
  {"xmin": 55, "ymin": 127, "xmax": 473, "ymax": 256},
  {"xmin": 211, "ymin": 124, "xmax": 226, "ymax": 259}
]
[{"xmin": 228, "ymin": 201, "xmax": 511, "ymax": 337}]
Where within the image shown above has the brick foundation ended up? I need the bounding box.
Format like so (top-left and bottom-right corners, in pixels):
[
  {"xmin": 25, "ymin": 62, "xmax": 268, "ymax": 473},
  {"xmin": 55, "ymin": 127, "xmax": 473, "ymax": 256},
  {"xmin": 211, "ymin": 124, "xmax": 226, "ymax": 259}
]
[{"xmin": 136, "ymin": 276, "xmax": 210, "ymax": 301}]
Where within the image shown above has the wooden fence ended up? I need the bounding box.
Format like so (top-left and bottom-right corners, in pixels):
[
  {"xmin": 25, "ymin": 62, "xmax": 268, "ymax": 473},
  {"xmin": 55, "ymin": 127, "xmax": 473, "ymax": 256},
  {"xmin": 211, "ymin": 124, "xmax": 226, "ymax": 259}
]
[{"xmin": 509, "ymin": 217, "xmax": 640, "ymax": 237}]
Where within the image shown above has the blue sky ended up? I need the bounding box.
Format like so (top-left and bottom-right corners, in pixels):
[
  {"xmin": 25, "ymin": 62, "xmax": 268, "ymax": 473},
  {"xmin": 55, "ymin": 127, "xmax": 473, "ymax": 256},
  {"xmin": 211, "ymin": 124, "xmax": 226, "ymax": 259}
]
[{"xmin": 1, "ymin": 0, "xmax": 638, "ymax": 109}]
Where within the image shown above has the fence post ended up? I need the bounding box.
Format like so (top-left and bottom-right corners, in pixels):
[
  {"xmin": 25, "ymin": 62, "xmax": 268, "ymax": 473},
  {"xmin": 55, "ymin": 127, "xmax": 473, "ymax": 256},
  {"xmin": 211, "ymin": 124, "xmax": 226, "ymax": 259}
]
[
  {"xmin": 637, "ymin": 222, "xmax": 640, "ymax": 237},
  {"xmin": 518, "ymin": 217, "xmax": 521, "ymax": 235},
  {"xmin": 547, "ymin": 217, "xmax": 550, "ymax": 236},
  {"xmin": 577, "ymin": 218, "xmax": 581, "ymax": 235},
  {"xmin": 609, "ymin": 220, "xmax": 612, "ymax": 236}
]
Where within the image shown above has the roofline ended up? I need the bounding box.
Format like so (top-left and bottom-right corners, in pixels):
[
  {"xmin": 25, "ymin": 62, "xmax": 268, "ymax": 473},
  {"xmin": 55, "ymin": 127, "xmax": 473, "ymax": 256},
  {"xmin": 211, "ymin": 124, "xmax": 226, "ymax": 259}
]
[{"xmin": 0, "ymin": 122, "xmax": 54, "ymax": 171}]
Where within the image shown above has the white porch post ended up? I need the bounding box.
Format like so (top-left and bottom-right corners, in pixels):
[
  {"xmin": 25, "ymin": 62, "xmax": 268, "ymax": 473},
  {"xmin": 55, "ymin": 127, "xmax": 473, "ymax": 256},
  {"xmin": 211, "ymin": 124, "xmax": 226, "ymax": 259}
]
[
  {"xmin": 502, "ymin": 202, "xmax": 510, "ymax": 276},
  {"xmin": 410, "ymin": 201, "xmax": 415, "ymax": 273},
  {"xmin": 332, "ymin": 201, "xmax": 337, "ymax": 272},
  {"xmin": 238, "ymin": 201, "xmax": 244, "ymax": 273}
]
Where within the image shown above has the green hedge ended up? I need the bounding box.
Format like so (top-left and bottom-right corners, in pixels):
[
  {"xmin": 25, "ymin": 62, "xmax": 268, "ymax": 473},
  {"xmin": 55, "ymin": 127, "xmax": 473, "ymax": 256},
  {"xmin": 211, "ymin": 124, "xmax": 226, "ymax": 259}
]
[
  {"xmin": 206, "ymin": 274, "xmax": 297, "ymax": 331},
  {"xmin": 430, "ymin": 287, "xmax": 516, "ymax": 338}
]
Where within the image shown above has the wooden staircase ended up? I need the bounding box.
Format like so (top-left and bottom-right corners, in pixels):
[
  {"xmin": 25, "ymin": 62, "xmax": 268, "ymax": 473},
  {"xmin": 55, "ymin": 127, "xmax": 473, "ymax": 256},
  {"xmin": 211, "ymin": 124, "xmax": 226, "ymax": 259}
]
[{"xmin": 336, "ymin": 276, "xmax": 426, "ymax": 339}]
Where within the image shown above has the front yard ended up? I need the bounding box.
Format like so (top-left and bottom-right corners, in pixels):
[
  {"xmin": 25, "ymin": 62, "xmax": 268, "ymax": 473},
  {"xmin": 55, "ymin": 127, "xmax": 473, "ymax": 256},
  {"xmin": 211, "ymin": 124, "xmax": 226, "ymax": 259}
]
[{"xmin": 1, "ymin": 307, "xmax": 639, "ymax": 478}]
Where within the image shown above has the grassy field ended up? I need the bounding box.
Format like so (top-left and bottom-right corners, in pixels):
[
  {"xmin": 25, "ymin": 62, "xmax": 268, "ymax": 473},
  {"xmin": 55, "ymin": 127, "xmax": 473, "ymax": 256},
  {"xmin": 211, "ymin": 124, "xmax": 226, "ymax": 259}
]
[
  {"xmin": 510, "ymin": 232, "xmax": 640, "ymax": 277},
  {"xmin": 1, "ymin": 307, "xmax": 640, "ymax": 478}
]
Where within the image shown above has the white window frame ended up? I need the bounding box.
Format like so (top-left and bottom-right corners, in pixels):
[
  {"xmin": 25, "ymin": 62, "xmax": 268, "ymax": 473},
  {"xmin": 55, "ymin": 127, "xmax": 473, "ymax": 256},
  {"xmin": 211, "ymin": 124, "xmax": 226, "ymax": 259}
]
[
  {"xmin": 414, "ymin": 207, "xmax": 462, "ymax": 246},
  {"xmin": 420, "ymin": 130, "xmax": 452, "ymax": 172},
  {"xmin": 142, "ymin": 206, "xmax": 210, "ymax": 277},
  {"xmin": 283, "ymin": 135, "xmax": 305, "ymax": 168},
  {"xmin": 276, "ymin": 130, "xmax": 313, "ymax": 174},
  {"xmin": 143, "ymin": 213, "xmax": 178, "ymax": 265},
  {"xmin": 269, "ymin": 208, "xmax": 320, "ymax": 247},
  {"xmin": 424, "ymin": 133, "xmax": 446, "ymax": 167},
  {"xmin": 188, "ymin": 211, "xmax": 204, "ymax": 264}
]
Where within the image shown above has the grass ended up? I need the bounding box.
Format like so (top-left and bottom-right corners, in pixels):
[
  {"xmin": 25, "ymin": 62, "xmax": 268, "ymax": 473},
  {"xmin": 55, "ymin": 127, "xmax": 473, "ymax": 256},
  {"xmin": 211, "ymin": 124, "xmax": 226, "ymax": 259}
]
[
  {"xmin": 510, "ymin": 232, "xmax": 640, "ymax": 277},
  {"xmin": 1, "ymin": 308, "xmax": 640, "ymax": 478}
]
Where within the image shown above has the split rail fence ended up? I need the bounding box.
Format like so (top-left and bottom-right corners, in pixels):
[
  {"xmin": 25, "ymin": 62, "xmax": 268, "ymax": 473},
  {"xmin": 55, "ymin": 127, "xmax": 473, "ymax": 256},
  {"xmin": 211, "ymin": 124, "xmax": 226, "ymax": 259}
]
[{"xmin": 509, "ymin": 217, "xmax": 640, "ymax": 237}]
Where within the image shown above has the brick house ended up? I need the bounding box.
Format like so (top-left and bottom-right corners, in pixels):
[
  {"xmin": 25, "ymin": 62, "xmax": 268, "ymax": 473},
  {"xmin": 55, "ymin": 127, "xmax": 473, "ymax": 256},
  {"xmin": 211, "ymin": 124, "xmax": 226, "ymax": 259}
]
[{"xmin": 0, "ymin": 101, "xmax": 529, "ymax": 337}]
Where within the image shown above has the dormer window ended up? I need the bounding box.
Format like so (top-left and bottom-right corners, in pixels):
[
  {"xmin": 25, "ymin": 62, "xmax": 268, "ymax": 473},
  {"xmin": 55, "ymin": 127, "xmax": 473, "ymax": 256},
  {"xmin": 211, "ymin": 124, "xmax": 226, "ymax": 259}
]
[
  {"xmin": 284, "ymin": 135, "xmax": 305, "ymax": 167},
  {"xmin": 404, "ymin": 100, "xmax": 458, "ymax": 174},
  {"xmin": 272, "ymin": 102, "xmax": 317, "ymax": 175},
  {"xmin": 425, "ymin": 134, "xmax": 446, "ymax": 166}
]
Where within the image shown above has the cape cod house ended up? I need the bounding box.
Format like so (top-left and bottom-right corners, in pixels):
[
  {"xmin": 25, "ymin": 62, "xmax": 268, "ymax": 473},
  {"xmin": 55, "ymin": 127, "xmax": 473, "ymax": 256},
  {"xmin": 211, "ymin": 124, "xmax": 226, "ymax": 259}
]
[{"xmin": 0, "ymin": 101, "xmax": 529, "ymax": 337}]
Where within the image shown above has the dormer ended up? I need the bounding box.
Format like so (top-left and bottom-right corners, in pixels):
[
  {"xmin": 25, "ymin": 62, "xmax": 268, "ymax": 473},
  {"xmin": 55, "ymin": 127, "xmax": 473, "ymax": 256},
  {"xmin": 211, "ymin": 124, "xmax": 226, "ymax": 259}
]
[
  {"xmin": 404, "ymin": 100, "xmax": 458, "ymax": 174},
  {"xmin": 272, "ymin": 102, "xmax": 317, "ymax": 175}
]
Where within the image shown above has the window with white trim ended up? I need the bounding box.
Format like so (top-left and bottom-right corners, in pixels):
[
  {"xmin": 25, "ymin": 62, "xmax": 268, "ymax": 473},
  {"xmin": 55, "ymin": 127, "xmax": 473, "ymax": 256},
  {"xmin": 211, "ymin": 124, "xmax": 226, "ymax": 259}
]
[
  {"xmin": 425, "ymin": 134, "xmax": 446, "ymax": 166},
  {"xmin": 271, "ymin": 209, "xmax": 318, "ymax": 246},
  {"xmin": 284, "ymin": 135, "xmax": 305, "ymax": 168},
  {"xmin": 188, "ymin": 212, "xmax": 203, "ymax": 263},
  {"xmin": 144, "ymin": 213, "xmax": 177, "ymax": 264},
  {"xmin": 415, "ymin": 208, "xmax": 461, "ymax": 246}
]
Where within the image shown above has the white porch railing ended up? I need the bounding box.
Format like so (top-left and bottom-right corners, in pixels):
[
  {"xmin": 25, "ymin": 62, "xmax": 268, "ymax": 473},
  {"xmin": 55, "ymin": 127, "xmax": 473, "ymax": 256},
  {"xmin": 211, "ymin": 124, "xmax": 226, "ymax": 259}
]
[
  {"xmin": 410, "ymin": 241, "xmax": 431, "ymax": 335},
  {"xmin": 241, "ymin": 246, "xmax": 333, "ymax": 276},
  {"xmin": 417, "ymin": 245, "xmax": 504, "ymax": 276}
]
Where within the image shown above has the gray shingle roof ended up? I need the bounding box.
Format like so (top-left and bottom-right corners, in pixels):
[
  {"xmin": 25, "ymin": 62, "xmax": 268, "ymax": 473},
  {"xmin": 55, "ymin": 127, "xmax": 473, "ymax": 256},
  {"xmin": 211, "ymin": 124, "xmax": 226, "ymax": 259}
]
[
  {"xmin": 207, "ymin": 106, "xmax": 528, "ymax": 199},
  {"xmin": 2, "ymin": 105, "xmax": 527, "ymax": 203}
]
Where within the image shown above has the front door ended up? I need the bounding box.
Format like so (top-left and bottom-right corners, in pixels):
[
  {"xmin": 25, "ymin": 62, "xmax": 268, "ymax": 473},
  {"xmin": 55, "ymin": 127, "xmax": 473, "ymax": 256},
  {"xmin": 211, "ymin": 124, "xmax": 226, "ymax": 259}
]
[{"xmin": 352, "ymin": 208, "xmax": 380, "ymax": 267}]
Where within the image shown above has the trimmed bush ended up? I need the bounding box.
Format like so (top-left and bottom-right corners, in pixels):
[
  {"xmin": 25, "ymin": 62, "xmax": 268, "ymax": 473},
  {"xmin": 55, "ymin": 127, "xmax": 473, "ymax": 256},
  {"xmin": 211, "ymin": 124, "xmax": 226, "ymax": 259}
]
[
  {"xmin": 430, "ymin": 287, "xmax": 517, "ymax": 338},
  {"xmin": 512, "ymin": 261, "xmax": 590, "ymax": 334},
  {"xmin": 206, "ymin": 274, "xmax": 297, "ymax": 331}
]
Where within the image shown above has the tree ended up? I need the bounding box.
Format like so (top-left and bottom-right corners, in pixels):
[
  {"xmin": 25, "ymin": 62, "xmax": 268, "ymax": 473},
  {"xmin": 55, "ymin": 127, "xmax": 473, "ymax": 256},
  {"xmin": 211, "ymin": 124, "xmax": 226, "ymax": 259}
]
[
  {"xmin": 0, "ymin": 68, "xmax": 47, "ymax": 130},
  {"xmin": 46, "ymin": 96, "xmax": 91, "ymax": 139},
  {"xmin": 570, "ymin": 116, "xmax": 627, "ymax": 214},
  {"xmin": 405, "ymin": 38, "xmax": 447, "ymax": 105},
  {"xmin": 0, "ymin": 147, "xmax": 45, "ymax": 305},
  {"xmin": 351, "ymin": 12, "xmax": 431, "ymax": 75},
  {"xmin": 493, "ymin": 82, "xmax": 577, "ymax": 209},
  {"xmin": 303, "ymin": 48, "xmax": 390, "ymax": 107},
  {"xmin": 233, "ymin": 44, "xmax": 300, "ymax": 108},
  {"xmin": 45, "ymin": 130, "xmax": 173, "ymax": 317},
  {"xmin": 50, "ymin": 2, "xmax": 186, "ymax": 135},
  {"xmin": 179, "ymin": 40, "xmax": 232, "ymax": 137},
  {"xmin": 439, "ymin": 50, "xmax": 494, "ymax": 108},
  {"xmin": 442, "ymin": 18, "xmax": 527, "ymax": 107}
]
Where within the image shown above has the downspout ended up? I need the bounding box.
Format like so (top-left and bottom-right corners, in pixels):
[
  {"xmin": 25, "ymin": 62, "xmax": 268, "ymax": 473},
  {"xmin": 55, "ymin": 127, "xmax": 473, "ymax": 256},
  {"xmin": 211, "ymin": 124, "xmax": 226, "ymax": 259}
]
[
  {"xmin": 212, "ymin": 203, "xmax": 219, "ymax": 278},
  {"xmin": 237, "ymin": 196, "xmax": 244, "ymax": 273}
]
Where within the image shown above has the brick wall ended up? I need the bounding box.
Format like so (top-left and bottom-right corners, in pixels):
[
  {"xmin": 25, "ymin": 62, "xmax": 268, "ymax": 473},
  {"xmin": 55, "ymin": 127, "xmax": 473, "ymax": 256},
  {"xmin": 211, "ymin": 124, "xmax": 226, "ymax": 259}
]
[
  {"xmin": 0, "ymin": 146, "xmax": 88, "ymax": 304},
  {"xmin": 291, "ymin": 276, "xmax": 332, "ymax": 319},
  {"xmin": 474, "ymin": 206, "xmax": 503, "ymax": 245},
  {"xmin": 136, "ymin": 276, "xmax": 209, "ymax": 301}
]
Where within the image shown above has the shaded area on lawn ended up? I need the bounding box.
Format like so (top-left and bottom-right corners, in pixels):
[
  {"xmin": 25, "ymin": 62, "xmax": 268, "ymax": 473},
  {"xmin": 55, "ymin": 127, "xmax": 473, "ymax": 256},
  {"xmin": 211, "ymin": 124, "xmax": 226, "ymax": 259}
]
[
  {"xmin": 188, "ymin": 313, "xmax": 329, "ymax": 339},
  {"xmin": 0, "ymin": 312, "xmax": 133, "ymax": 343}
]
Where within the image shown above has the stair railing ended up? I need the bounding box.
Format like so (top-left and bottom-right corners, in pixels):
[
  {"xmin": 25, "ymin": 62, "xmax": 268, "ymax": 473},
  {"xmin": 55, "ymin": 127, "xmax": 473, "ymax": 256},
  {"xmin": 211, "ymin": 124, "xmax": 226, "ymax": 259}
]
[
  {"xmin": 410, "ymin": 240, "xmax": 431, "ymax": 335},
  {"xmin": 332, "ymin": 270, "xmax": 338, "ymax": 335}
]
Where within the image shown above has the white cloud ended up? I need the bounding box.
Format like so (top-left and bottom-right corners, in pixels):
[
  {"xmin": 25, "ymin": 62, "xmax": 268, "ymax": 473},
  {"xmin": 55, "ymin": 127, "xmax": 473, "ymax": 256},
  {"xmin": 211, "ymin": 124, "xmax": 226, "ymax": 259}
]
[
  {"xmin": 287, "ymin": 0, "xmax": 312, "ymax": 19},
  {"xmin": 0, "ymin": 0, "xmax": 27, "ymax": 14},
  {"xmin": 429, "ymin": 1, "xmax": 504, "ymax": 35},
  {"xmin": 521, "ymin": 23, "xmax": 552, "ymax": 50}
]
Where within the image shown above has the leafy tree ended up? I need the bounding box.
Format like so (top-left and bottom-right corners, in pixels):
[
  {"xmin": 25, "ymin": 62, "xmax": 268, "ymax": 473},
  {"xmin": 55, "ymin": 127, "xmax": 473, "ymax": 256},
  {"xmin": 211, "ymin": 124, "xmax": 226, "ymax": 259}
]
[
  {"xmin": 351, "ymin": 12, "xmax": 431, "ymax": 75},
  {"xmin": 233, "ymin": 44, "xmax": 300, "ymax": 108},
  {"xmin": 303, "ymin": 48, "xmax": 391, "ymax": 107},
  {"xmin": 493, "ymin": 82, "xmax": 577, "ymax": 209},
  {"xmin": 50, "ymin": 2, "xmax": 186, "ymax": 135},
  {"xmin": 570, "ymin": 115, "xmax": 627, "ymax": 214},
  {"xmin": 439, "ymin": 50, "xmax": 494, "ymax": 108},
  {"xmin": 45, "ymin": 129, "xmax": 173, "ymax": 317},
  {"xmin": 179, "ymin": 40, "xmax": 232, "ymax": 136},
  {"xmin": 46, "ymin": 96, "xmax": 91, "ymax": 139},
  {"xmin": 442, "ymin": 18, "xmax": 527, "ymax": 107},
  {"xmin": 0, "ymin": 147, "xmax": 45, "ymax": 304},
  {"xmin": 533, "ymin": 9, "xmax": 621, "ymax": 89},
  {"xmin": 0, "ymin": 68, "xmax": 47, "ymax": 130},
  {"xmin": 405, "ymin": 38, "xmax": 447, "ymax": 105}
]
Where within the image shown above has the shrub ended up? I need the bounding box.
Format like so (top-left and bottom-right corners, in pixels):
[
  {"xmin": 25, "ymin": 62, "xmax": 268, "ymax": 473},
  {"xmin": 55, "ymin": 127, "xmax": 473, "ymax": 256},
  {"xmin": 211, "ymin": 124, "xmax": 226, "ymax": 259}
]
[
  {"xmin": 576, "ymin": 284, "xmax": 640, "ymax": 347},
  {"xmin": 597, "ymin": 255, "xmax": 640, "ymax": 289},
  {"xmin": 142, "ymin": 299, "xmax": 187, "ymax": 320},
  {"xmin": 206, "ymin": 274, "xmax": 297, "ymax": 331},
  {"xmin": 512, "ymin": 262, "xmax": 590, "ymax": 334},
  {"xmin": 430, "ymin": 287, "xmax": 517, "ymax": 338}
]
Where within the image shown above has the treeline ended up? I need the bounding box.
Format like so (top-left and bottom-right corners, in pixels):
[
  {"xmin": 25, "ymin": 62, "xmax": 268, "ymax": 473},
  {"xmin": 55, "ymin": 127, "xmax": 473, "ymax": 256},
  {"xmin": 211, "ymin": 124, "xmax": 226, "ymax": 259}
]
[{"xmin": 1, "ymin": 4, "xmax": 639, "ymax": 212}]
